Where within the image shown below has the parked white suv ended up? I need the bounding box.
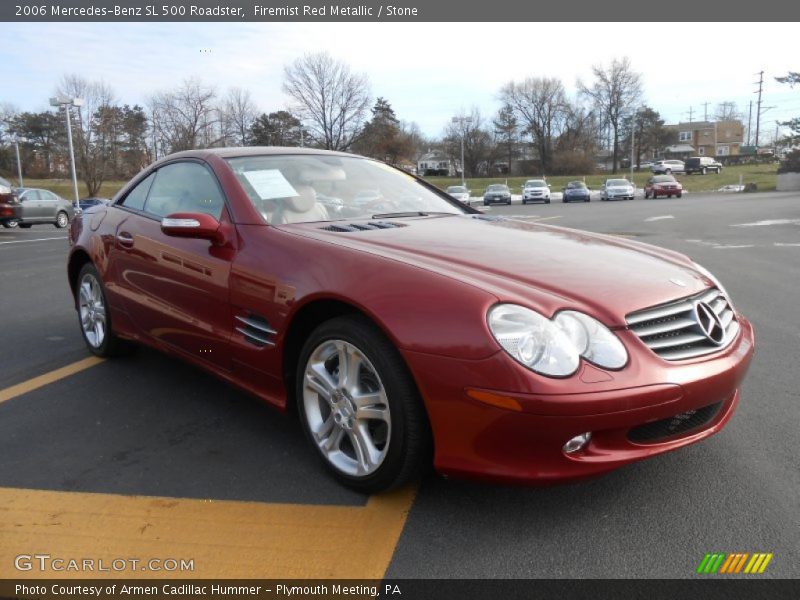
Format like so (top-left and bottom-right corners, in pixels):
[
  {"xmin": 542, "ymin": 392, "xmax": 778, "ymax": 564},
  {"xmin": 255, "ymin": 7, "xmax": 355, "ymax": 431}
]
[
  {"xmin": 651, "ymin": 160, "xmax": 685, "ymax": 174},
  {"xmin": 521, "ymin": 179, "xmax": 551, "ymax": 204}
]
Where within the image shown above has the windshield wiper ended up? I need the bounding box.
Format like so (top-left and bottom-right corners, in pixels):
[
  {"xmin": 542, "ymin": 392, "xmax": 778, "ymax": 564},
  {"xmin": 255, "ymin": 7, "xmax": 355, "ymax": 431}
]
[{"xmin": 371, "ymin": 211, "xmax": 457, "ymax": 219}]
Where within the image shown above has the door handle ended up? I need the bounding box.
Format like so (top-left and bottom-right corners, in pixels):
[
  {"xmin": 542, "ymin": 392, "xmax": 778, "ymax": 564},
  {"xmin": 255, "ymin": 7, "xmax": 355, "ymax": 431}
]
[{"xmin": 117, "ymin": 232, "xmax": 134, "ymax": 247}]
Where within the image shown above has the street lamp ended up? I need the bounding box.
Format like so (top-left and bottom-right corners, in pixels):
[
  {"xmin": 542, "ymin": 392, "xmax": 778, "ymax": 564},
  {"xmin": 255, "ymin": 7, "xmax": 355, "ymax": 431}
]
[
  {"xmin": 49, "ymin": 96, "xmax": 83, "ymax": 207},
  {"xmin": 451, "ymin": 115, "xmax": 472, "ymax": 187},
  {"xmin": 13, "ymin": 137, "xmax": 23, "ymax": 188}
]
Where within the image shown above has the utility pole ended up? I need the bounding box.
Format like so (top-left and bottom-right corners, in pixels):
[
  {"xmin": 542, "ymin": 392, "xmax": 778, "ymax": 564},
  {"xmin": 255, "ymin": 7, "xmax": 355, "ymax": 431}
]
[
  {"xmin": 702, "ymin": 102, "xmax": 710, "ymax": 121},
  {"xmin": 754, "ymin": 70, "xmax": 764, "ymax": 148},
  {"xmin": 687, "ymin": 106, "xmax": 694, "ymax": 122},
  {"xmin": 747, "ymin": 101, "xmax": 753, "ymax": 146}
]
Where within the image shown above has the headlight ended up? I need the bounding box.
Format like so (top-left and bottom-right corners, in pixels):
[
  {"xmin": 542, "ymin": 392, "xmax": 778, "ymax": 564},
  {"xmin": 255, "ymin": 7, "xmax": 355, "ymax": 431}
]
[
  {"xmin": 488, "ymin": 305, "xmax": 580, "ymax": 376},
  {"xmin": 487, "ymin": 304, "xmax": 628, "ymax": 377},
  {"xmin": 693, "ymin": 262, "xmax": 733, "ymax": 305},
  {"xmin": 554, "ymin": 311, "xmax": 628, "ymax": 369}
]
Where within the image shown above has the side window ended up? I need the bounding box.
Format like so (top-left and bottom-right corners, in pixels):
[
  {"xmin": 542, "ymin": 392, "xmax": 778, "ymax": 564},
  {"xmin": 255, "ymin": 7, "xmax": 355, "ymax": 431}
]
[
  {"xmin": 143, "ymin": 162, "xmax": 225, "ymax": 219},
  {"xmin": 120, "ymin": 173, "xmax": 155, "ymax": 211},
  {"xmin": 41, "ymin": 191, "xmax": 57, "ymax": 201},
  {"xmin": 23, "ymin": 190, "xmax": 41, "ymax": 201}
]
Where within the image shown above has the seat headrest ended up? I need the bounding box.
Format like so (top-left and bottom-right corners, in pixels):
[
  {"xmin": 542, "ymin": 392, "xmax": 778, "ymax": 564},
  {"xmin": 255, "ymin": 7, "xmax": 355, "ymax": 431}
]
[{"xmin": 283, "ymin": 185, "xmax": 316, "ymax": 213}]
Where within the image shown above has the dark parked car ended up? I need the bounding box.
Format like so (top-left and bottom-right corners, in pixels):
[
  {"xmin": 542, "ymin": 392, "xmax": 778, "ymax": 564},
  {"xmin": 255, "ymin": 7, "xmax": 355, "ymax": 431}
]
[
  {"xmin": 562, "ymin": 181, "xmax": 591, "ymax": 203},
  {"xmin": 67, "ymin": 147, "xmax": 754, "ymax": 492},
  {"xmin": 79, "ymin": 197, "xmax": 110, "ymax": 211},
  {"xmin": 15, "ymin": 188, "xmax": 76, "ymax": 228},
  {"xmin": 684, "ymin": 156, "xmax": 723, "ymax": 175},
  {"xmin": 483, "ymin": 184, "xmax": 511, "ymax": 205},
  {"xmin": 0, "ymin": 176, "xmax": 21, "ymax": 228},
  {"xmin": 644, "ymin": 175, "xmax": 684, "ymax": 199}
]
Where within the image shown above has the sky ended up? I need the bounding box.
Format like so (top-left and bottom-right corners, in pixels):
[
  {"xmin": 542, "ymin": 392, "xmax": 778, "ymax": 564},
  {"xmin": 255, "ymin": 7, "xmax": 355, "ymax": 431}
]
[{"xmin": 2, "ymin": 22, "xmax": 799, "ymax": 140}]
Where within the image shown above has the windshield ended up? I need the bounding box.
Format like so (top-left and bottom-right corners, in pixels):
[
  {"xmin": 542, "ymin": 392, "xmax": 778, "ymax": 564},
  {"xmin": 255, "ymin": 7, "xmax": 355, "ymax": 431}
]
[
  {"xmin": 486, "ymin": 185, "xmax": 508, "ymax": 192},
  {"xmin": 653, "ymin": 175, "xmax": 675, "ymax": 183},
  {"xmin": 447, "ymin": 186, "xmax": 467, "ymax": 193},
  {"xmin": 566, "ymin": 182, "xmax": 586, "ymax": 189},
  {"xmin": 525, "ymin": 181, "xmax": 546, "ymax": 188},
  {"xmin": 607, "ymin": 179, "xmax": 630, "ymax": 186},
  {"xmin": 225, "ymin": 154, "xmax": 466, "ymax": 224}
]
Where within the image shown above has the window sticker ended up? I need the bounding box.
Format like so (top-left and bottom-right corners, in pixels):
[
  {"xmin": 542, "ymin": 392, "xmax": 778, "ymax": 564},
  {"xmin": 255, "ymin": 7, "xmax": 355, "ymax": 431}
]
[{"xmin": 242, "ymin": 169, "xmax": 299, "ymax": 200}]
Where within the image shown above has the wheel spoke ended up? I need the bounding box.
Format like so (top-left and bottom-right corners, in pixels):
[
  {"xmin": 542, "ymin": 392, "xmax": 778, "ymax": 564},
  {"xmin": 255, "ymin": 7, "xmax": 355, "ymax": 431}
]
[
  {"xmin": 356, "ymin": 405, "xmax": 390, "ymax": 423},
  {"xmin": 350, "ymin": 425, "xmax": 380, "ymax": 474},
  {"xmin": 322, "ymin": 426, "xmax": 344, "ymax": 452},
  {"xmin": 79, "ymin": 282, "xmax": 92, "ymax": 307},
  {"xmin": 306, "ymin": 362, "xmax": 336, "ymax": 400},
  {"xmin": 313, "ymin": 414, "xmax": 335, "ymax": 443},
  {"xmin": 337, "ymin": 343, "xmax": 362, "ymax": 391}
]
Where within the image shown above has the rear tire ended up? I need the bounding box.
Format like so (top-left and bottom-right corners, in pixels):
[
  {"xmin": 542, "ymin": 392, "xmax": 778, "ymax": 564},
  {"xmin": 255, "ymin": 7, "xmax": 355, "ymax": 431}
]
[
  {"xmin": 75, "ymin": 263, "xmax": 134, "ymax": 358},
  {"xmin": 296, "ymin": 315, "xmax": 432, "ymax": 493},
  {"xmin": 19, "ymin": 223, "xmax": 32, "ymax": 229},
  {"xmin": 2, "ymin": 220, "xmax": 18, "ymax": 228},
  {"xmin": 55, "ymin": 211, "xmax": 69, "ymax": 228}
]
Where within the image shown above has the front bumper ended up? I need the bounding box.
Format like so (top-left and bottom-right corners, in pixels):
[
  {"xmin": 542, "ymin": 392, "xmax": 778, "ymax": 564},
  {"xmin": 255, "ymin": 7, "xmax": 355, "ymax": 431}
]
[{"xmin": 403, "ymin": 317, "xmax": 754, "ymax": 485}]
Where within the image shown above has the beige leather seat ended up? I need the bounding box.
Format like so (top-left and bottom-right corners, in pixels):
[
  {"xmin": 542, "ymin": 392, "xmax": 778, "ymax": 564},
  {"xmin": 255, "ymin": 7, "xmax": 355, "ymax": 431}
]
[{"xmin": 270, "ymin": 185, "xmax": 329, "ymax": 224}]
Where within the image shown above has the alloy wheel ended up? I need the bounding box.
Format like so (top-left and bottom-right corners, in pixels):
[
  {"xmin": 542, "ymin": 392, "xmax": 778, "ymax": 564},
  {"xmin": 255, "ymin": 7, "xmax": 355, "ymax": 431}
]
[
  {"xmin": 302, "ymin": 339, "xmax": 391, "ymax": 477},
  {"xmin": 78, "ymin": 273, "xmax": 106, "ymax": 348}
]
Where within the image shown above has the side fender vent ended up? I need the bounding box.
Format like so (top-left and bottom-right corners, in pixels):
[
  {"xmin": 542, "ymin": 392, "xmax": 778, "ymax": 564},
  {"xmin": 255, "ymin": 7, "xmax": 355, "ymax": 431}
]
[{"xmin": 235, "ymin": 313, "xmax": 276, "ymax": 348}]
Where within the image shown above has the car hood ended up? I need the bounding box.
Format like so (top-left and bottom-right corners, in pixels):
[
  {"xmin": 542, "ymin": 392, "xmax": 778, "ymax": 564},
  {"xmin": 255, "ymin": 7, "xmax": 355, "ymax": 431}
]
[{"xmin": 284, "ymin": 215, "xmax": 710, "ymax": 327}]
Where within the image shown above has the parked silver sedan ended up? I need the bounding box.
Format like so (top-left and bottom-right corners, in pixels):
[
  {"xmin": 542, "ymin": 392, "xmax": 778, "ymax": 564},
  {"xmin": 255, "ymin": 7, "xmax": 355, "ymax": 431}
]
[{"xmin": 15, "ymin": 188, "xmax": 76, "ymax": 228}]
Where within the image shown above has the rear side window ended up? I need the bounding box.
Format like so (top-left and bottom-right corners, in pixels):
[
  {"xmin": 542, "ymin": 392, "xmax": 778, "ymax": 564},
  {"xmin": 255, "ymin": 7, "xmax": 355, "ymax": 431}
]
[
  {"xmin": 144, "ymin": 162, "xmax": 225, "ymax": 219},
  {"xmin": 121, "ymin": 173, "xmax": 155, "ymax": 211}
]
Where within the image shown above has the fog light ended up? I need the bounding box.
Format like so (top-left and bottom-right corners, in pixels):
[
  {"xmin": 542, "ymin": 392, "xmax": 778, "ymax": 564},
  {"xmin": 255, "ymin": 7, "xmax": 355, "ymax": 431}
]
[{"xmin": 563, "ymin": 432, "xmax": 592, "ymax": 454}]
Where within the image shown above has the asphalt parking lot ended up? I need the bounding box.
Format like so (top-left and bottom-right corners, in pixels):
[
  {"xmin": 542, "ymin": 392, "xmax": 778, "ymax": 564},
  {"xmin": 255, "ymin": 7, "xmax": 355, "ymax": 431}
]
[{"xmin": 0, "ymin": 191, "xmax": 798, "ymax": 580}]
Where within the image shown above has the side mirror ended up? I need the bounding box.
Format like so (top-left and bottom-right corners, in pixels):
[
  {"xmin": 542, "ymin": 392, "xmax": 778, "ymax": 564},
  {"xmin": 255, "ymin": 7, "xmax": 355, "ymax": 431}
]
[{"xmin": 161, "ymin": 212, "xmax": 224, "ymax": 244}]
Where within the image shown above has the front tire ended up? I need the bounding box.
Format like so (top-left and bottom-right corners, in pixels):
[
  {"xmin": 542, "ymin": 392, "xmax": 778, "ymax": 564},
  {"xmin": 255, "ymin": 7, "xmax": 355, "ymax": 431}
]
[
  {"xmin": 296, "ymin": 315, "xmax": 431, "ymax": 493},
  {"xmin": 75, "ymin": 263, "xmax": 133, "ymax": 357},
  {"xmin": 55, "ymin": 211, "xmax": 69, "ymax": 228},
  {"xmin": 2, "ymin": 220, "xmax": 18, "ymax": 228}
]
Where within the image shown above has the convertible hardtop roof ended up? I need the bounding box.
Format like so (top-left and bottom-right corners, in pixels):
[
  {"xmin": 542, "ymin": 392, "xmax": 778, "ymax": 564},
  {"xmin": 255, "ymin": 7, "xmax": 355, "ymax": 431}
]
[{"xmin": 164, "ymin": 146, "xmax": 358, "ymax": 161}]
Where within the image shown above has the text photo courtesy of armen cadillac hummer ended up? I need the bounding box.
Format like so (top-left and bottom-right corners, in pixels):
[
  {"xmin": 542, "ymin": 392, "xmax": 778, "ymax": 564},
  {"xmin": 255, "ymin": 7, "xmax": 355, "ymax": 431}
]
[{"xmin": 0, "ymin": 2, "xmax": 798, "ymax": 597}]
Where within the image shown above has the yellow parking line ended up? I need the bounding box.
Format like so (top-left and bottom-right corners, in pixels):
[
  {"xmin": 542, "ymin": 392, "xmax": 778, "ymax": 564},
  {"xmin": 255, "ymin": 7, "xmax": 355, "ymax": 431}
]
[
  {"xmin": 0, "ymin": 356, "xmax": 104, "ymax": 405},
  {"xmin": 0, "ymin": 357, "xmax": 417, "ymax": 578},
  {"xmin": 0, "ymin": 485, "xmax": 417, "ymax": 578}
]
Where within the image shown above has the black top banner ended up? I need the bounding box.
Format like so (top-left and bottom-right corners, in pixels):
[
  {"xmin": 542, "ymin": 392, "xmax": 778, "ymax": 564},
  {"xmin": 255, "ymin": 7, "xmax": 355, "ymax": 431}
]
[{"xmin": 2, "ymin": 0, "xmax": 798, "ymax": 22}]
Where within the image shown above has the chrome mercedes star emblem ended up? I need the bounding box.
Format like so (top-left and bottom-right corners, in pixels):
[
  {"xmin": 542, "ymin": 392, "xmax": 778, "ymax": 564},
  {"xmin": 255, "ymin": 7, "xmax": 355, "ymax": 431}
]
[
  {"xmin": 670, "ymin": 278, "xmax": 687, "ymax": 287},
  {"xmin": 694, "ymin": 301, "xmax": 725, "ymax": 345}
]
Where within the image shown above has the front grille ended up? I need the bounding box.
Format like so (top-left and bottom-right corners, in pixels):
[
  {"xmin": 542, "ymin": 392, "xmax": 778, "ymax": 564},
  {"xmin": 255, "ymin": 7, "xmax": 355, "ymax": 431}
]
[
  {"xmin": 626, "ymin": 288, "xmax": 738, "ymax": 361},
  {"xmin": 628, "ymin": 402, "xmax": 722, "ymax": 443}
]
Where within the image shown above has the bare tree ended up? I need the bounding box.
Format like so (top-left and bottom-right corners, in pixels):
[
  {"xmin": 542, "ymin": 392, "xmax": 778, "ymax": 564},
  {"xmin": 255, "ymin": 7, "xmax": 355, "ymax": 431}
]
[
  {"xmin": 221, "ymin": 87, "xmax": 258, "ymax": 146},
  {"xmin": 150, "ymin": 78, "xmax": 220, "ymax": 154},
  {"xmin": 715, "ymin": 102, "xmax": 743, "ymax": 122},
  {"xmin": 442, "ymin": 108, "xmax": 494, "ymax": 177},
  {"xmin": 57, "ymin": 74, "xmax": 116, "ymax": 196},
  {"xmin": 283, "ymin": 52, "xmax": 371, "ymax": 150},
  {"xmin": 578, "ymin": 57, "xmax": 643, "ymax": 173},
  {"xmin": 499, "ymin": 77, "xmax": 571, "ymax": 173}
]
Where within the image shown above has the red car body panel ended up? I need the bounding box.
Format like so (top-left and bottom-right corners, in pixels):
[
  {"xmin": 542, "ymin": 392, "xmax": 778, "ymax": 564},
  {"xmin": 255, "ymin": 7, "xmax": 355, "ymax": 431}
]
[{"xmin": 67, "ymin": 148, "xmax": 755, "ymax": 485}]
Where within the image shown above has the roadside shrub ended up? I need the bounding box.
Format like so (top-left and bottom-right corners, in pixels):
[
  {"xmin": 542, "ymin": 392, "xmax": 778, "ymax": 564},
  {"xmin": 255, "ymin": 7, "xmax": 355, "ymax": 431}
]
[
  {"xmin": 550, "ymin": 151, "xmax": 595, "ymax": 176},
  {"xmin": 777, "ymin": 149, "xmax": 800, "ymax": 174}
]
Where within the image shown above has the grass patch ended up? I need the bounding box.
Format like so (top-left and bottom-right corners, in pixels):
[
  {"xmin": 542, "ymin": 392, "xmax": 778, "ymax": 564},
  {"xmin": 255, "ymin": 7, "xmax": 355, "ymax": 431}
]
[
  {"xmin": 426, "ymin": 163, "xmax": 778, "ymax": 195},
  {"xmin": 13, "ymin": 179, "xmax": 128, "ymax": 199}
]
